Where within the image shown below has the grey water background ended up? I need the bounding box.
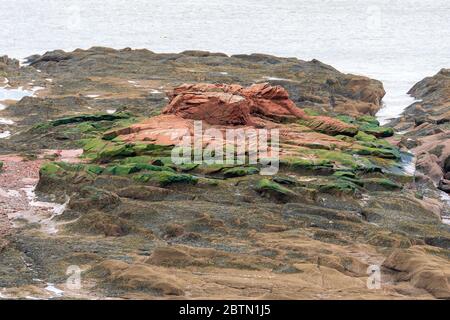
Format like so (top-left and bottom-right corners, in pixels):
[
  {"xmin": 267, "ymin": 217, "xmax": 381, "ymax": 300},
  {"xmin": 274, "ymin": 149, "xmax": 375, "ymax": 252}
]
[{"xmin": 0, "ymin": 0, "xmax": 450, "ymax": 121}]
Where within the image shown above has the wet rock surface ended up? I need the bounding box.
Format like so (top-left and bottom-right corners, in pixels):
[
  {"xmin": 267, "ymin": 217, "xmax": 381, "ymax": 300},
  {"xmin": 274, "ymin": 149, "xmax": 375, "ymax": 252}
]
[
  {"xmin": 0, "ymin": 47, "xmax": 449, "ymax": 300},
  {"xmin": 390, "ymin": 69, "xmax": 450, "ymax": 196}
]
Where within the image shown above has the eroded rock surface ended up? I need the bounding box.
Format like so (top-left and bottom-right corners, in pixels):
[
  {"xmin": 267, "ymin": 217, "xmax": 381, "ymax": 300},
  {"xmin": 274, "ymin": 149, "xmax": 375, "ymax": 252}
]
[
  {"xmin": 391, "ymin": 69, "xmax": 450, "ymax": 194},
  {"xmin": 0, "ymin": 48, "xmax": 449, "ymax": 300}
]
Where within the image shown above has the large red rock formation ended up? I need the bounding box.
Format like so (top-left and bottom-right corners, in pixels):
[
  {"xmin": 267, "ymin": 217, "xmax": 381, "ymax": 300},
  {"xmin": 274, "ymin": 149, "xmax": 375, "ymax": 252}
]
[
  {"xmin": 162, "ymin": 83, "xmax": 307, "ymax": 126},
  {"xmin": 106, "ymin": 83, "xmax": 358, "ymax": 154}
]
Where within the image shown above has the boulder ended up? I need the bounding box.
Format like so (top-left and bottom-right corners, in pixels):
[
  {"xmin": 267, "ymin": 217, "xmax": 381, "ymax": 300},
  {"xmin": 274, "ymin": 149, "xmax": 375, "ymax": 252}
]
[
  {"xmin": 162, "ymin": 82, "xmax": 307, "ymax": 126},
  {"xmin": 383, "ymin": 246, "xmax": 450, "ymax": 299}
]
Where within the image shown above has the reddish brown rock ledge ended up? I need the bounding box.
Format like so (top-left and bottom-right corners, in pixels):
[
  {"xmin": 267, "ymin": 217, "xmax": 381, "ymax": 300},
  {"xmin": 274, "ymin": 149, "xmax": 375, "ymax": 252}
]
[{"xmin": 106, "ymin": 83, "xmax": 358, "ymax": 150}]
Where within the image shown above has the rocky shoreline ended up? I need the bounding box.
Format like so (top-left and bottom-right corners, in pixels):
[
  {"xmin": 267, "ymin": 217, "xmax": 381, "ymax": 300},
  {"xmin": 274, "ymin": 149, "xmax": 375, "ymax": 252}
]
[{"xmin": 0, "ymin": 47, "xmax": 449, "ymax": 299}]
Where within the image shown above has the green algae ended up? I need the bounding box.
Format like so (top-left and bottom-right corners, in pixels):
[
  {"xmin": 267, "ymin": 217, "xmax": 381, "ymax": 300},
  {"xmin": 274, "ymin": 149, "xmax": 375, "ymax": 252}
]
[
  {"xmin": 362, "ymin": 178, "xmax": 402, "ymax": 191},
  {"xmin": 223, "ymin": 166, "xmax": 259, "ymax": 178},
  {"xmin": 336, "ymin": 114, "xmax": 394, "ymax": 138},
  {"xmin": 133, "ymin": 171, "xmax": 198, "ymax": 187},
  {"xmin": 255, "ymin": 179, "xmax": 295, "ymax": 196}
]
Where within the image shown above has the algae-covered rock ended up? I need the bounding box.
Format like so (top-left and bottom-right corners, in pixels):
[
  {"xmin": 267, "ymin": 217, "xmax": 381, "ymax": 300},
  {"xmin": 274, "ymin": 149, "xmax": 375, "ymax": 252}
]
[
  {"xmin": 362, "ymin": 178, "xmax": 402, "ymax": 191},
  {"xmin": 133, "ymin": 171, "xmax": 198, "ymax": 187},
  {"xmin": 44, "ymin": 113, "xmax": 131, "ymax": 127},
  {"xmin": 255, "ymin": 178, "xmax": 296, "ymax": 201},
  {"xmin": 349, "ymin": 146, "xmax": 400, "ymax": 159},
  {"xmin": 318, "ymin": 179, "xmax": 360, "ymax": 195},
  {"xmin": 105, "ymin": 165, "xmax": 141, "ymax": 176},
  {"xmin": 337, "ymin": 114, "xmax": 394, "ymax": 138},
  {"xmin": 39, "ymin": 162, "xmax": 65, "ymax": 176},
  {"xmin": 223, "ymin": 166, "xmax": 259, "ymax": 178}
]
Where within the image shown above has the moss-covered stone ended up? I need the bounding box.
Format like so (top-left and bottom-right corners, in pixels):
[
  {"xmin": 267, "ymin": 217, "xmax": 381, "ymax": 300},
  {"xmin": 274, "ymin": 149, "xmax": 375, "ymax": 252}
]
[
  {"xmin": 255, "ymin": 179, "xmax": 295, "ymax": 197},
  {"xmin": 223, "ymin": 166, "xmax": 259, "ymax": 178},
  {"xmin": 40, "ymin": 162, "xmax": 64, "ymax": 176},
  {"xmin": 47, "ymin": 113, "xmax": 131, "ymax": 127},
  {"xmin": 318, "ymin": 179, "xmax": 360, "ymax": 195},
  {"xmin": 272, "ymin": 176, "xmax": 297, "ymax": 185},
  {"xmin": 336, "ymin": 114, "xmax": 394, "ymax": 138},
  {"xmin": 356, "ymin": 115, "xmax": 380, "ymax": 126},
  {"xmin": 133, "ymin": 171, "xmax": 198, "ymax": 187},
  {"xmin": 86, "ymin": 165, "xmax": 104, "ymax": 175},
  {"xmin": 355, "ymin": 131, "xmax": 377, "ymax": 142},
  {"xmin": 98, "ymin": 144, "xmax": 132, "ymax": 160},
  {"xmin": 359, "ymin": 123, "xmax": 394, "ymax": 138},
  {"xmin": 105, "ymin": 165, "xmax": 141, "ymax": 176},
  {"xmin": 121, "ymin": 156, "xmax": 155, "ymax": 165},
  {"xmin": 298, "ymin": 158, "xmax": 333, "ymax": 168},
  {"xmin": 349, "ymin": 146, "xmax": 400, "ymax": 159}
]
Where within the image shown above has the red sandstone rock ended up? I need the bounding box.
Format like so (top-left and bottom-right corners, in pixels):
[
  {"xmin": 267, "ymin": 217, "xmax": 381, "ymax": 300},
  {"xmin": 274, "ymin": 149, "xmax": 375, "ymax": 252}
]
[
  {"xmin": 162, "ymin": 83, "xmax": 307, "ymax": 126},
  {"xmin": 106, "ymin": 83, "xmax": 358, "ymax": 155},
  {"xmin": 161, "ymin": 83, "xmax": 356, "ymax": 135},
  {"xmin": 413, "ymin": 131, "xmax": 450, "ymax": 186}
]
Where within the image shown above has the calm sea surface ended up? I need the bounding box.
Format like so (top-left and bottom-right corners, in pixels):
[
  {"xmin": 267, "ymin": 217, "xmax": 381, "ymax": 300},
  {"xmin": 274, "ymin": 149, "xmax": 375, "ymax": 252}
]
[{"xmin": 1, "ymin": 0, "xmax": 449, "ymax": 122}]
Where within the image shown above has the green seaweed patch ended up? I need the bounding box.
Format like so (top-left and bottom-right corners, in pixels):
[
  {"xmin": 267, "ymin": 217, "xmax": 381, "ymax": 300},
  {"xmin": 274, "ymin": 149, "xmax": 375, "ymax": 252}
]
[
  {"xmin": 86, "ymin": 165, "xmax": 104, "ymax": 175},
  {"xmin": 80, "ymin": 138, "xmax": 173, "ymax": 162},
  {"xmin": 50, "ymin": 113, "xmax": 131, "ymax": 127},
  {"xmin": 133, "ymin": 171, "xmax": 198, "ymax": 187},
  {"xmin": 195, "ymin": 163, "xmax": 235, "ymax": 175},
  {"xmin": 105, "ymin": 165, "xmax": 141, "ymax": 176},
  {"xmin": 31, "ymin": 113, "xmax": 132, "ymax": 134},
  {"xmin": 40, "ymin": 162, "xmax": 64, "ymax": 176},
  {"xmin": 336, "ymin": 114, "xmax": 394, "ymax": 138},
  {"xmin": 255, "ymin": 179, "xmax": 296, "ymax": 197},
  {"xmin": 356, "ymin": 115, "xmax": 380, "ymax": 126},
  {"xmin": 272, "ymin": 176, "xmax": 297, "ymax": 185},
  {"xmin": 293, "ymin": 149, "xmax": 377, "ymax": 172},
  {"xmin": 303, "ymin": 108, "xmax": 320, "ymax": 116},
  {"xmin": 104, "ymin": 163, "xmax": 175, "ymax": 176},
  {"xmin": 348, "ymin": 146, "xmax": 400, "ymax": 160},
  {"xmin": 317, "ymin": 179, "xmax": 360, "ymax": 195},
  {"xmin": 121, "ymin": 155, "xmax": 155, "ymax": 165},
  {"xmin": 223, "ymin": 166, "xmax": 259, "ymax": 178},
  {"xmin": 359, "ymin": 123, "xmax": 394, "ymax": 138}
]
